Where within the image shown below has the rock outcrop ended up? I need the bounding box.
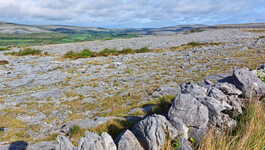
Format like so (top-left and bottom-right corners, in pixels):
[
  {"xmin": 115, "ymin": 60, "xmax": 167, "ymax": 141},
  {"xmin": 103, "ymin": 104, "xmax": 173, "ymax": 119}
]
[
  {"xmin": 78, "ymin": 132, "xmax": 116, "ymax": 150},
  {"xmin": 233, "ymin": 67, "xmax": 265, "ymax": 97},
  {"xmin": 133, "ymin": 114, "xmax": 181, "ymax": 150},
  {"xmin": 19, "ymin": 65, "xmax": 265, "ymax": 150},
  {"xmin": 115, "ymin": 130, "xmax": 144, "ymax": 150}
]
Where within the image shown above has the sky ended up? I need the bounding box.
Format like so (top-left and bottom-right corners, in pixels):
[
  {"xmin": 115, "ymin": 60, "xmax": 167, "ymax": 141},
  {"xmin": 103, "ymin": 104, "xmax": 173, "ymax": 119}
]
[{"xmin": 0, "ymin": 0, "xmax": 264, "ymax": 28}]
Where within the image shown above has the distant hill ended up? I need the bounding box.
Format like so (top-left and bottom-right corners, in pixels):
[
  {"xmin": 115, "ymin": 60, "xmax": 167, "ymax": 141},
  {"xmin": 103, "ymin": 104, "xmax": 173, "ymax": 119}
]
[{"xmin": 0, "ymin": 22, "xmax": 206, "ymax": 35}]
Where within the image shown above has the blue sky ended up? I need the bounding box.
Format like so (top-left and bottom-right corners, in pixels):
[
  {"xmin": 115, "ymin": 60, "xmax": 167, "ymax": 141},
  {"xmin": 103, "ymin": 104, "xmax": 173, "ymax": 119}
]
[{"xmin": 0, "ymin": 0, "xmax": 264, "ymax": 28}]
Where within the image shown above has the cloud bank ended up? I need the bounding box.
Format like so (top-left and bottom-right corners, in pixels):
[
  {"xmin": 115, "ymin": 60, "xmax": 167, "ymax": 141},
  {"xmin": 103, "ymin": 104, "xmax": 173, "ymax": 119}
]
[{"xmin": 0, "ymin": 0, "xmax": 264, "ymax": 28}]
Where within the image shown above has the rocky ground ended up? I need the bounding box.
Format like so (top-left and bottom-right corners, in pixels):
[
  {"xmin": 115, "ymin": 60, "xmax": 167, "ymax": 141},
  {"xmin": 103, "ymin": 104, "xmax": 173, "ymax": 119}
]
[{"xmin": 0, "ymin": 28, "xmax": 265, "ymax": 148}]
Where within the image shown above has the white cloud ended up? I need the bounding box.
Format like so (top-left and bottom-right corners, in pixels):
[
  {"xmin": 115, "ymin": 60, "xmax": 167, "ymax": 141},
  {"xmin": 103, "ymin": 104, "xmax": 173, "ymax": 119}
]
[{"xmin": 0, "ymin": 0, "xmax": 264, "ymax": 27}]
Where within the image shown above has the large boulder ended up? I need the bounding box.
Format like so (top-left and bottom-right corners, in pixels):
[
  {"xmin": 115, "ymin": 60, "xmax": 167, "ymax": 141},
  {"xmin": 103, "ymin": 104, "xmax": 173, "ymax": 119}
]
[
  {"xmin": 168, "ymin": 93, "xmax": 209, "ymax": 129},
  {"xmin": 56, "ymin": 135, "xmax": 76, "ymax": 150},
  {"xmin": 232, "ymin": 68, "xmax": 265, "ymax": 97},
  {"xmin": 115, "ymin": 130, "xmax": 144, "ymax": 150},
  {"xmin": 133, "ymin": 114, "xmax": 179, "ymax": 150},
  {"xmin": 78, "ymin": 131, "xmax": 116, "ymax": 150}
]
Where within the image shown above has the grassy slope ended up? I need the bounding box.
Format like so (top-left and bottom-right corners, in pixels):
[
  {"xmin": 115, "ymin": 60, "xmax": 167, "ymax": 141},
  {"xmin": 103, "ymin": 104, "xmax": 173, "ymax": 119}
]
[{"xmin": 0, "ymin": 32, "xmax": 137, "ymax": 47}]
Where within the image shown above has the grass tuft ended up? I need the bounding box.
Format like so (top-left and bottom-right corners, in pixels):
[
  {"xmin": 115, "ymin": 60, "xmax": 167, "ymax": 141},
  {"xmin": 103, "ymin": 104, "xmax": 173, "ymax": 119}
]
[
  {"xmin": 148, "ymin": 95, "xmax": 176, "ymax": 114},
  {"xmin": 197, "ymin": 97, "xmax": 265, "ymax": 150},
  {"xmin": 0, "ymin": 46, "xmax": 11, "ymax": 51},
  {"xmin": 5, "ymin": 48, "xmax": 41, "ymax": 56}
]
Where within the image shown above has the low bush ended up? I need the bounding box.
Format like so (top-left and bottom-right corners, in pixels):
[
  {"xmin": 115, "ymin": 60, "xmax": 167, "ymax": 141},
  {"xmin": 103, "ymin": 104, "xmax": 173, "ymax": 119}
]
[
  {"xmin": 64, "ymin": 49, "xmax": 94, "ymax": 59},
  {"xmin": 120, "ymin": 48, "xmax": 133, "ymax": 54},
  {"xmin": 5, "ymin": 48, "xmax": 41, "ymax": 56},
  {"xmin": 0, "ymin": 60, "xmax": 9, "ymax": 65},
  {"xmin": 97, "ymin": 48, "xmax": 119, "ymax": 56},
  {"xmin": 64, "ymin": 47, "xmax": 150, "ymax": 59},
  {"xmin": 76, "ymin": 49, "xmax": 93, "ymax": 58},
  {"xmin": 0, "ymin": 46, "xmax": 11, "ymax": 51}
]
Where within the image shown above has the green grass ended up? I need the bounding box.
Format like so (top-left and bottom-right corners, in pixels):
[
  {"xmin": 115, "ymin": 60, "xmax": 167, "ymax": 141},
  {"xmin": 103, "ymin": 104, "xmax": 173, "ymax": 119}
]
[
  {"xmin": 0, "ymin": 46, "xmax": 11, "ymax": 51},
  {"xmin": 185, "ymin": 42, "xmax": 221, "ymax": 47},
  {"xmin": 64, "ymin": 47, "xmax": 150, "ymax": 59},
  {"xmin": 148, "ymin": 95, "xmax": 176, "ymax": 114},
  {"xmin": 257, "ymin": 70, "xmax": 265, "ymax": 83},
  {"xmin": 97, "ymin": 48, "xmax": 119, "ymax": 56},
  {"xmin": 5, "ymin": 48, "xmax": 41, "ymax": 56},
  {"xmin": 64, "ymin": 49, "xmax": 95, "ymax": 59},
  {"xmin": 0, "ymin": 31, "xmax": 137, "ymax": 47}
]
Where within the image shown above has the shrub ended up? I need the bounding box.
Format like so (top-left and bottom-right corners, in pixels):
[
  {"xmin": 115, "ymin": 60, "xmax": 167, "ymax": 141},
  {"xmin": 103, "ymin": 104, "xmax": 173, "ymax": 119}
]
[
  {"xmin": 69, "ymin": 125, "xmax": 85, "ymax": 146},
  {"xmin": 186, "ymin": 42, "xmax": 202, "ymax": 47},
  {"xmin": 64, "ymin": 50, "xmax": 76, "ymax": 59},
  {"xmin": 76, "ymin": 49, "xmax": 93, "ymax": 58},
  {"xmin": 64, "ymin": 49, "xmax": 94, "ymax": 59},
  {"xmin": 70, "ymin": 125, "xmax": 82, "ymax": 136},
  {"xmin": 0, "ymin": 46, "xmax": 11, "ymax": 51},
  {"xmin": 120, "ymin": 48, "xmax": 133, "ymax": 54},
  {"xmin": 0, "ymin": 60, "xmax": 9, "ymax": 65},
  {"xmin": 5, "ymin": 48, "xmax": 41, "ymax": 56},
  {"xmin": 97, "ymin": 48, "xmax": 119, "ymax": 56},
  {"xmin": 135, "ymin": 47, "xmax": 149, "ymax": 53},
  {"xmin": 64, "ymin": 47, "xmax": 150, "ymax": 59}
]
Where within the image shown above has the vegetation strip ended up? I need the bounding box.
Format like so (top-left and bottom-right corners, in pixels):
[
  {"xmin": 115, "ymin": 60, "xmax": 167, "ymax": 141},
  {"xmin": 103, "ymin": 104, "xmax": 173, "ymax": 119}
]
[
  {"xmin": 64, "ymin": 47, "xmax": 150, "ymax": 59},
  {"xmin": 4, "ymin": 48, "xmax": 42, "ymax": 56}
]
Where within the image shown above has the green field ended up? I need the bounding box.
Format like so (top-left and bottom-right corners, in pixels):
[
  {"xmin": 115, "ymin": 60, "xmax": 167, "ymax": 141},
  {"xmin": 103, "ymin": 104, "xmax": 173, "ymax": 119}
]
[{"xmin": 0, "ymin": 31, "xmax": 137, "ymax": 47}]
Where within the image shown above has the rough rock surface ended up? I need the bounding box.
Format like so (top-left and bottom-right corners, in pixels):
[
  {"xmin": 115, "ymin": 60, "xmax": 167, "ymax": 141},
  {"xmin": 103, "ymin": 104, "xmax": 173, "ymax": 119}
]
[
  {"xmin": 78, "ymin": 131, "xmax": 116, "ymax": 150},
  {"xmin": 115, "ymin": 130, "xmax": 144, "ymax": 150},
  {"xmin": 133, "ymin": 114, "xmax": 179, "ymax": 150},
  {"xmin": 0, "ymin": 27, "xmax": 265, "ymax": 148},
  {"xmin": 56, "ymin": 135, "xmax": 76, "ymax": 150},
  {"xmin": 27, "ymin": 141, "xmax": 56, "ymax": 150},
  {"xmin": 168, "ymin": 93, "xmax": 209, "ymax": 128},
  {"xmin": 233, "ymin": 68, "xmax": 265, "ymax": 97}
]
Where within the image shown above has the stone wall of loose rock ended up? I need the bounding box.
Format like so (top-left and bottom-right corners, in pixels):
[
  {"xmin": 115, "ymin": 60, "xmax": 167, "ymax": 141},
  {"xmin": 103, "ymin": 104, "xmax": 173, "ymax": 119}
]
[{"xmin": 50, "ymin": 64, "xmax": 265, "ymax": 150}]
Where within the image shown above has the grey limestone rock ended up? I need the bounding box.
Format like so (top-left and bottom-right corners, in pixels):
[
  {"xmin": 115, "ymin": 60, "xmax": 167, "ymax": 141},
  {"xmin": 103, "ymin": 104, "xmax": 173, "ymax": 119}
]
[
  {"xmin": 232, "ymin": 67, "xmax": 265, "ymax": 97},
  {"xmin": 208, "ymin": 87, "xmax": 228, "ymax": 101},
  {"xmin": 177, "ymin": 136, "xmax": 192, "ymax": 150},
  {"xmin": 78, "ymin": 131, "xmax": 116, "ymax": 150},
  {"xmin": 133, "ymin": 114, "xmax": 179, "ymax": 150},
  {"xmin": 56, "ymin": 135, "xmax": 76, "ymax": 150},
  {"xmin": 155, "ymin": 85, "xmax": 181, "ymax": 96},
  {"xmin": 180, "ymin": 83, "xmax": 208, "ymax": 98},
  {"xmin": 115, "ymin": 130, "xmax": 144, "ymax": 150},
  {"xmin": 214, "ymin": 82, "xmax": 242, "ymax": 96},
  {"xmin": 168, "ymin": 93, "xmax": 209, "ymax": 129},
  {"xmin": 215, "ymin": 113, "xmax": 237, "ymax": 130}
]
